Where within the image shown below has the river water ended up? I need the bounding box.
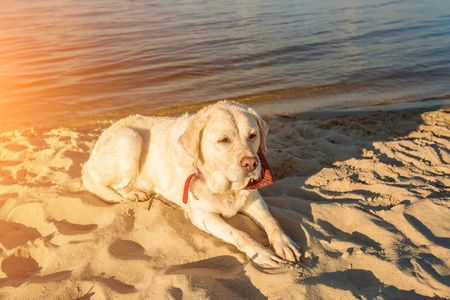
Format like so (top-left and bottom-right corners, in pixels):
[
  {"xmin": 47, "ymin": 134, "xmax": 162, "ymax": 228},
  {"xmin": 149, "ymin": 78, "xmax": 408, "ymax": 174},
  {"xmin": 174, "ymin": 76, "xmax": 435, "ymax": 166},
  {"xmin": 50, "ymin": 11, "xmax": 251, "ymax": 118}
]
[{"xmin": 1, "ymin": 0, "xmax": 449, "ymax": 131}]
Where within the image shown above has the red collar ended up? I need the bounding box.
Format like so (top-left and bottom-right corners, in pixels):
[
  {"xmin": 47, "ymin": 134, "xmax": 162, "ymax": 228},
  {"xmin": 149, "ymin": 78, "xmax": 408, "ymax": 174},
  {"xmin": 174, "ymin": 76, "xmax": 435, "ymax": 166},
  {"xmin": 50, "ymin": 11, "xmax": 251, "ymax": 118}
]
[
  {"xmin": 182, "ymin": 150, "xmax": 275, "ymax": 204},
  {"xmin": 183, "ymin": 168, "xmax": 202, "ymax": 204}
]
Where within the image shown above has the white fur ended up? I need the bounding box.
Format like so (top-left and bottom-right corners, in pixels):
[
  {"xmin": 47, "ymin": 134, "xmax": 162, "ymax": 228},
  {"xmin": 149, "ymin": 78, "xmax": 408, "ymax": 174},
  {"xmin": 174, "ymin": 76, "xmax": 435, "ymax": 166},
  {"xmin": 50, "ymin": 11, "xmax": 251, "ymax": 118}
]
[{"xmin": 82, "ymin": 101, "xmax": 301, "ymax": 267}]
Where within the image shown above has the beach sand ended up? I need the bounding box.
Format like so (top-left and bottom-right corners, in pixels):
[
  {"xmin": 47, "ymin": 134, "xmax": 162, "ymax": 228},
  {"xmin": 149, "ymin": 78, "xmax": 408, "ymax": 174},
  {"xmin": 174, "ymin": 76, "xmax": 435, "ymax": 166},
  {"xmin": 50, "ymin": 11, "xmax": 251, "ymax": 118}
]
[{"xmin": 0, "ymin": 107, "xmax": 449, "ymax": 299}]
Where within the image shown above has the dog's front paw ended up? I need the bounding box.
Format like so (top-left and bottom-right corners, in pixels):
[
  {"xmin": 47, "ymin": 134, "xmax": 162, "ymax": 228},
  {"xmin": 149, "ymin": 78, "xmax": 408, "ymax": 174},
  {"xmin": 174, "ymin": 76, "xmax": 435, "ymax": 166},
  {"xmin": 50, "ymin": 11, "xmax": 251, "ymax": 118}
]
[
  {"xmin": 251, "ymin": 248, "xmax": 287, "ymax": 268},
  {"xmin": 271, "ymin": 234, "xmax": 302, "ymax": 263}
]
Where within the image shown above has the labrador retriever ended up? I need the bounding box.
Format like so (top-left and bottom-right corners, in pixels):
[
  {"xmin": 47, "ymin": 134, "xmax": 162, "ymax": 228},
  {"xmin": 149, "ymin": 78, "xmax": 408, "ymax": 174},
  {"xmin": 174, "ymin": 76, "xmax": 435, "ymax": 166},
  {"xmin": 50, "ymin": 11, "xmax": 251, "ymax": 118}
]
[{"xmin": 82, "ymin": 101, "xmax": 301, "ymax": 267}]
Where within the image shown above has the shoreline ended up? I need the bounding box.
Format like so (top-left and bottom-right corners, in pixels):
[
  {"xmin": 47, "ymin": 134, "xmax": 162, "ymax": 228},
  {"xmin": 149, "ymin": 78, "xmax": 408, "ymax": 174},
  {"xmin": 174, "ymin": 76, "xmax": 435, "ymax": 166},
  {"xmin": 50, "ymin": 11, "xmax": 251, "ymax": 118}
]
[
  {"xmin": 258, "ymin": 96, "xmax": 450, "ymax": 120},
  {"xmin": 2, "ymin": 95, "xmax": 449, "ymax": 135}
]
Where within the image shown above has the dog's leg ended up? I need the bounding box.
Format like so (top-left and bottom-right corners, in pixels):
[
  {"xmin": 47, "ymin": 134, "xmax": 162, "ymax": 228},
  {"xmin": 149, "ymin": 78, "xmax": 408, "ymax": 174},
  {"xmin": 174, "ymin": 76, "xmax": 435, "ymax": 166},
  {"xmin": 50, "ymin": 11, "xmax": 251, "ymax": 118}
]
[
  {"xmin": 242, "ymin": 197, "xmax": 301, "ymax": 263},
  {"xmin": 82, "ymin": 170, "xmax": 125, "ymax": 203},
  {"xmin": 188, "ymin": 211, "xmax": 285, "ymax": 267},
  {"xmin": 83, "ymin": 126, "xmax": 149, "ymax": 203},
  {"xmin": 111, "ymin": 131, "xmax": 149, "ymax": 202},
  {"xmin": 116, "ymin": 188, "xmax": 149, "ymax": 202}
]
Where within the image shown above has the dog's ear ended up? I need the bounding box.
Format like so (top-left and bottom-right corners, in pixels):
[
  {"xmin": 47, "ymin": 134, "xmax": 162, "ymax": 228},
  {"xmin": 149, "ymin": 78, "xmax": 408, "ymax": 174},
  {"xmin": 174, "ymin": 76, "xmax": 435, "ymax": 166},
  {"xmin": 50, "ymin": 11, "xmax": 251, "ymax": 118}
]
[
  {"xmin": 178, "ymin": 111, "xmax": 208, "ymax": 166},
  {"xmin": 248, "ymin": 108, "xmax": 268, "ymax": 152}
]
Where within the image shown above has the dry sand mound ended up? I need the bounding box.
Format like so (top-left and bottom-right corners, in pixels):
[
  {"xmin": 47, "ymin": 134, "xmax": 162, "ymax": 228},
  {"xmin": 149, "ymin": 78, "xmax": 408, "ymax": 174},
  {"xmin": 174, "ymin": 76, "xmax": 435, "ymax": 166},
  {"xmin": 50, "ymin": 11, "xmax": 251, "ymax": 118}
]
[{"xmin": 0, "ymin": 109, "xmax": 449, "ymax": 299}]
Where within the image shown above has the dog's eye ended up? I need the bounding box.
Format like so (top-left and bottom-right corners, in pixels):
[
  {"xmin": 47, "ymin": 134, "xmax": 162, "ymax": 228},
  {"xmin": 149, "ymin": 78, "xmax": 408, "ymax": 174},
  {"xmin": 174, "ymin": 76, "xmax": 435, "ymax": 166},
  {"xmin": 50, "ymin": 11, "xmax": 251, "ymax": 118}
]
[
  {"xmin": 218, "ymin": 137, "xmax": 230, "ymax": 143},
  {"xmin": 248, "ymin": 133, "xmax": 258, "ymax": 141}
]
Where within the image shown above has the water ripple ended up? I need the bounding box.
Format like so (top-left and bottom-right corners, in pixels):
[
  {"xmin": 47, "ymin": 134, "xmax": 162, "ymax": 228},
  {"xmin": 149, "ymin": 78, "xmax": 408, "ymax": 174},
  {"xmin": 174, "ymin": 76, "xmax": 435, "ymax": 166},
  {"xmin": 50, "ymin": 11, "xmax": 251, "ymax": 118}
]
[{"xmin": 0, "ymin": 0, "xmax": 449, "ymax": 131}]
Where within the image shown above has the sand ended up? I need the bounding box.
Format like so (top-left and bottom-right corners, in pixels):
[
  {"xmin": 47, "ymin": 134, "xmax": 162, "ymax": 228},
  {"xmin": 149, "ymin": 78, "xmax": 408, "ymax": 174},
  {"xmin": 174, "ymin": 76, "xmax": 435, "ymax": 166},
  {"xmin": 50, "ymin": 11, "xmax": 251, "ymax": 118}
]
[{"xmin": 0, "ymin": 107, "xmax": 449, "ymax": 299}]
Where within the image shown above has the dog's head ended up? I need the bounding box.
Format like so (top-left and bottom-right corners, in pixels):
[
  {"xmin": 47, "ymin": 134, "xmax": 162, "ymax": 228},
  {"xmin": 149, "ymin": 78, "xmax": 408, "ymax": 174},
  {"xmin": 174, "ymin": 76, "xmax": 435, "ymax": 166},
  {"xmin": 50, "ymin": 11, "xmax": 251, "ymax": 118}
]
[{"xmin": 178, "ymin": 101, "xmax": 268, "ymax": 193}]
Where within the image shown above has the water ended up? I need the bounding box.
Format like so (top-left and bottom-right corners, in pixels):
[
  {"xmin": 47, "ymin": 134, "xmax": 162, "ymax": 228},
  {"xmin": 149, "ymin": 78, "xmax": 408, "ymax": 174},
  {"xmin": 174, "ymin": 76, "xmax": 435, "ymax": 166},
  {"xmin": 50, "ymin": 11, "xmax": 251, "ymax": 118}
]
[{"xmin": 1, "ymin": 0, "xmax": 449, "ymax": 132}]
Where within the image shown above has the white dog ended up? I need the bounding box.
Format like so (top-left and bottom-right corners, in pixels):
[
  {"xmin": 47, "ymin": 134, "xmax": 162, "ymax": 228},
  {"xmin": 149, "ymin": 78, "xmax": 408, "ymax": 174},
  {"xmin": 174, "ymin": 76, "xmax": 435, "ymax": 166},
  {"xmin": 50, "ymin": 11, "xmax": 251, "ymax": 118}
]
[{"xmin": 82, "ymin": 101, "xmax": 301, "ymax": 267}]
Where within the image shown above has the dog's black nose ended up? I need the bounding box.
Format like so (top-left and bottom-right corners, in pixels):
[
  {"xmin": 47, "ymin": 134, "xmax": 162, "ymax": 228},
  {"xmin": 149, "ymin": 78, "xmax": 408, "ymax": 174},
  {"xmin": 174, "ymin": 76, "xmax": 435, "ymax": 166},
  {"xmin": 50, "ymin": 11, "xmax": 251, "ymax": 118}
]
[{"xmin": 241, "ymin": 156, "xmax": 258, "ymax": 171}]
